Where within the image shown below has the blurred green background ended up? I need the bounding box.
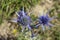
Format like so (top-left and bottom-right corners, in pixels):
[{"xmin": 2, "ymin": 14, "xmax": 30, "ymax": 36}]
[{"xmin": 0, "ymin": 0, "xmax": 60, "ymax": 40}]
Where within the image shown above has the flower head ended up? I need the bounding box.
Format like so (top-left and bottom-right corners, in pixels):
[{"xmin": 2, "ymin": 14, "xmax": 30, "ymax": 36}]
[
  {"xmin": 11, "ymin": 7, "xmax": 32, "ymax": 32},
  {"xmin": 38, "ymin": 15, "xmax": 49, "ymax": 25},
  {"xmin": 17, "ymin": 8, "xmax": 32, "ymax": 32},
  {"xmin": 35, "ymin": 10, "xmax": 55, "ymax": 31}
]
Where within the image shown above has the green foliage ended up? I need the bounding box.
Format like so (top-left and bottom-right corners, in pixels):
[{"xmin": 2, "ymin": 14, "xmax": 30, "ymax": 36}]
[
  {"xmin": 0, "ymin": 16, "xmax": 3, "ymax": 24},
  {"xmin": 0, "ymin": 0, "xmax": 40, "ymax": 24},
  {"xmin": 53, "ymin": 0, "xmax": 60, "ymax": 19},
  {"xmin": 58, "ymin": 13, "xmax": 60, "ymax": 18},
  {"xmin": 30, "ymin": 14, "xmax": 38, "ymax": 21},
  {"xmin": 17, "ymin": 33, "xmax": 27, "ymax": 40}
]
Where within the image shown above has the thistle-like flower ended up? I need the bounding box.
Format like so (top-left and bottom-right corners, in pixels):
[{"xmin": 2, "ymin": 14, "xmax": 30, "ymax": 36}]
[
  {"xmin": 35, "ymin": 10, "xmax": 55, "ymax": 31},
  {"xmin": 11, "ymin": 7, "xmax": 32, "ymax": 32}
]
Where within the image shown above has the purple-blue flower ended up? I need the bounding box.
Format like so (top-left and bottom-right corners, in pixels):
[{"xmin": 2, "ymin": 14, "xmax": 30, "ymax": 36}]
[
  {"xmin": 35, "ymin": 11, "xmax": 55, "ymax": 31},
  {"xmin": 11, "ymin": 7, "xmax": 32, "ymax": 32}
]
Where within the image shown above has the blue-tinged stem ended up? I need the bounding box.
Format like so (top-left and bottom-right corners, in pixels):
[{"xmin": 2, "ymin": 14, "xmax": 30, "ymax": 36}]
[
  {"xmin": 16, "ymin": 12, "xmax": 20, "ymax": 17},
  {"xmin": 27, "ymin": 24, "xmax": 31, "ymax": 30},
  {"xmin": 49, "ymin": 16, "xmax": 57, "ymax": 21},
  {"xmin": 21, "ymin": 26, "xmax": 25, "ymax": 32},
  {"xmin": 35, "ymin": 24, "xmax": 40, "ymax": 28},
  {"xmin": 47, "ymin": 23, "xmax": 54, "ymax": 27},
  {"xmin": 10, "ymin": 19, "xmax": 17, "ymax": 23},
  {"xmin": 41, "ymin": 24, "xmax": 45, "ymax": 31}
]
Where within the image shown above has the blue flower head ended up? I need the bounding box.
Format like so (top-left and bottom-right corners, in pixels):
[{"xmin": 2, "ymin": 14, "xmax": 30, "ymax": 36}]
[
  {"xmin": 39, "ymin": 15, "xmax": 49, "ymax": 25},
  {"xmin": 18, "ymin": 8, "xmax": 32, "ymax": 31},
  {"xmin": 36, "ymin": 10, "xmax": 55, "ymax": 31},
  {"xmin": 11, "ymin": 7, "xmax": 32, "ymax": 32}
]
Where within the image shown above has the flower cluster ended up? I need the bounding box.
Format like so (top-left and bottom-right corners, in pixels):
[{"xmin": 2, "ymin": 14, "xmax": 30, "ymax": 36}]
[{"xmin": 11, "ymin": 8, "xmax": 55, "ymax": 37}]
